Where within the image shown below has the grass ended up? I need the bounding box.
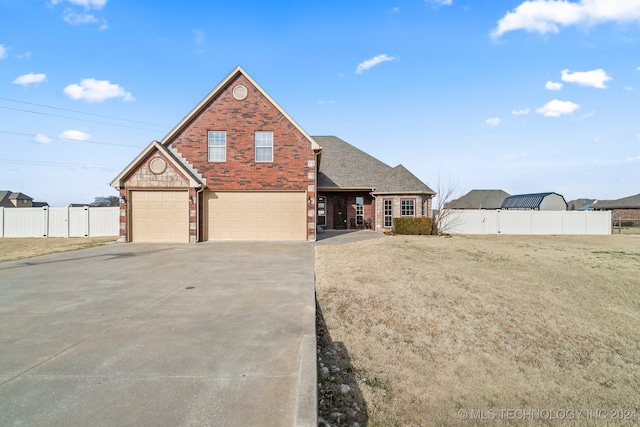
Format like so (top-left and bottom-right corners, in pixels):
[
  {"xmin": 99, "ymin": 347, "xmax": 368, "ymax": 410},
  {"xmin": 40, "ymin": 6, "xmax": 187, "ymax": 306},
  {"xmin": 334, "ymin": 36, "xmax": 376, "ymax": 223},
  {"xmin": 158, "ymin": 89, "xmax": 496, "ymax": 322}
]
[
  {"xmin": 315, "ymin": 233, "xmax": 640, "ymax": 426},
  {"xmin": 0, "ymin": 237, "xmax": 117, "ymax": 262}
]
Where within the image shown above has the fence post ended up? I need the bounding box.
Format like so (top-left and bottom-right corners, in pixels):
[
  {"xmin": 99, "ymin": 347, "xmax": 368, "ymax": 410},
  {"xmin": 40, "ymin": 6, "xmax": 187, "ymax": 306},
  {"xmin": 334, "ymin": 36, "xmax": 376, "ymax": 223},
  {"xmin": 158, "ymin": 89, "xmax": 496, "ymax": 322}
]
[
  {"xmin": 0, "ymin": 207, "xmax": 3, "ymax": 238},
  {"xmin": 43, "ymin": 206, "xmax": 49, "ymax": 238}
]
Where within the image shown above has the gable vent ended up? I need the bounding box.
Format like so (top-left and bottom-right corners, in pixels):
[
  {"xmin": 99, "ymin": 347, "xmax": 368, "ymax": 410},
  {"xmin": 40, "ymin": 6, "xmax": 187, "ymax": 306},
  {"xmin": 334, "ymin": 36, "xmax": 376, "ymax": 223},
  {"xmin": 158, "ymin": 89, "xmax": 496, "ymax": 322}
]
[{"xmin": 233, "ymin": 84, "xmax": 248, "ymax": 100}]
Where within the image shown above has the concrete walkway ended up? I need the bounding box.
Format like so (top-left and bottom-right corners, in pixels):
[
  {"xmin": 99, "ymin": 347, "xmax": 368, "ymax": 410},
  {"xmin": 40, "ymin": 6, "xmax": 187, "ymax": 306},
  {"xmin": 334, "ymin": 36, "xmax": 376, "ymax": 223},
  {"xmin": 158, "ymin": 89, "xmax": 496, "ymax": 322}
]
[{"xmin": 0, "ymin": 241, "xmax": 316, "ymax": 427}]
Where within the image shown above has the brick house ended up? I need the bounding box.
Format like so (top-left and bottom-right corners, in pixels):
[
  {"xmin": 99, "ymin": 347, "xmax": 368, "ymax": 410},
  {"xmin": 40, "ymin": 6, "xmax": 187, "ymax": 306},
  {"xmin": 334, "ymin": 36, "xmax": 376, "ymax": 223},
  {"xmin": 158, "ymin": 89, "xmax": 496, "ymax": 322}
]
[
  {"xmin": 111, "ymin": 66, "xmax": 434, "ymax": 242},
  {"xmin": 592, "ymin": 193, "xmax": 640, "ymax": 223}
]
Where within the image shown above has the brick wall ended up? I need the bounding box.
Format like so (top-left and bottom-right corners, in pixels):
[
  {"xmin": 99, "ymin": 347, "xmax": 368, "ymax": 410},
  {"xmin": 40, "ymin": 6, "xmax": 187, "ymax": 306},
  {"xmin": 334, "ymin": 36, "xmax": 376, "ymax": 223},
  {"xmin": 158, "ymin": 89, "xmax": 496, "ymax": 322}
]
[{"xmin": 168, "ymin": 74, "xmax": 317, "ymax": 241}]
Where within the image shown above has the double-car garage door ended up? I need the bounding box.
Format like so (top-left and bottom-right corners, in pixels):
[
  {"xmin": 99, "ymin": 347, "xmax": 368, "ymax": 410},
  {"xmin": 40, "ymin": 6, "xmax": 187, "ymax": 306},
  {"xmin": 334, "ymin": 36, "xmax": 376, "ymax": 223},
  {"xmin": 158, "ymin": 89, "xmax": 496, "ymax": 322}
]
[
  {"xmin": 205, "ymin": 191, "xmax": 306, "ymax": 241},
  {"xmin": 130, "ymin": 190, "xmax": 306, "ymax": 242}
]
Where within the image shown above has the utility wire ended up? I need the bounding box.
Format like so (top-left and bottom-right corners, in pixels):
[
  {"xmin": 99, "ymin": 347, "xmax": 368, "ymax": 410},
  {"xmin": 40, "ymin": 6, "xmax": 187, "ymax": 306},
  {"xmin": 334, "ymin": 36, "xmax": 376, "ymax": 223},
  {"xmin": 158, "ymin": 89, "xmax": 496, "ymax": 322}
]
[
  {"xmin": 0, "ymin": 130, "xmax": 144, "ymax": 148},
  {"xmin": 0, "ymin": 158, "xmax": 121, "ymax": 169},
  {"xmin": 0, "ymin": 105, "xmax": 166, "ymax": 133},
  {"xmin": 0, "ymin": 96, "xmax": 168, "ymax": 128}
]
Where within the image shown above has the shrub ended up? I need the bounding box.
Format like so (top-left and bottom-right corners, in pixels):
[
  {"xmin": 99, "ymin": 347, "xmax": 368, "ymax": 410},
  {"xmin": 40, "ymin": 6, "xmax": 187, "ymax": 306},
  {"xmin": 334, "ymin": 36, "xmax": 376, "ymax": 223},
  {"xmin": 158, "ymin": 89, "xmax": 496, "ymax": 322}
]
[{"xmin": 392, "ymin": 217, "xmax": 433, "ymax": 235}]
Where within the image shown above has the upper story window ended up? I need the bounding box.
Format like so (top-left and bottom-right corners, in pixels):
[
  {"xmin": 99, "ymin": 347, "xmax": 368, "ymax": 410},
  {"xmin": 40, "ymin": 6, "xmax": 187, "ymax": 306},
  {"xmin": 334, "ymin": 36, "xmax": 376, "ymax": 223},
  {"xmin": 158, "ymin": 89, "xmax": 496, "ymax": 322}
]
[
  {"xmin": 208, "ymin": 131, "xmax": 226, "ymax": 162},
  {"xmin": 255, "ymin": 131, "xmax": 273, "ymax": 162},
  {"xmin": 401, "ymin": 199, "xmax": 415, "ymax": 217}
]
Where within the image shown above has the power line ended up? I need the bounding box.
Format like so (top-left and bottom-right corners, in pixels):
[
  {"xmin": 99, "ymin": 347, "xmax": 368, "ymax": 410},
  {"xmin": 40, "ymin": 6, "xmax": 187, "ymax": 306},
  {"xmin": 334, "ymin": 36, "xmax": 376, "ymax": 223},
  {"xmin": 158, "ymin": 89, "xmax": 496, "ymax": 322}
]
[
  {"xmin": 0, "ymin": 130, "xmax": 144, "ymax": 148},
  {"xmin": 0, "ymin": 105, "xmax": 167, "ymax": 133},
  {"xmin": 0, "ymin": 158, "xmax": 121, "ymax": 170},
  {"xmin": 0, "ymin": 97, "xmax": 168, "ymax": 128}
]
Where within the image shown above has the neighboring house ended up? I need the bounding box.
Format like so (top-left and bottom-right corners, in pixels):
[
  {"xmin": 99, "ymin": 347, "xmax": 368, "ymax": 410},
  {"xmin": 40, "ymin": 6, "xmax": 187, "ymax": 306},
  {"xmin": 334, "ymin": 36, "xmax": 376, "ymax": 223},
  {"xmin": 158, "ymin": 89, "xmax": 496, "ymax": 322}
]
[
  {"xmin": 501, "ymin": 192, "xmax": 567, "ymax": 211},
  {"xmin": 567, "ymin": 198, "xmax": 596, "ymax": 211},
  {"xmin": 0, "ymin": 191, "xmax": 34, "ymax": 207},
  {"xmin": 592, "ymin": 193, "xmax": 640, "ymax": 222},
  {"xmin": 111, "ymin": 66, "xmax": 434, "ymax": 243},
  {"xmin": 448, "ymin": 189, "xmax": 510, "ymax": 210}
]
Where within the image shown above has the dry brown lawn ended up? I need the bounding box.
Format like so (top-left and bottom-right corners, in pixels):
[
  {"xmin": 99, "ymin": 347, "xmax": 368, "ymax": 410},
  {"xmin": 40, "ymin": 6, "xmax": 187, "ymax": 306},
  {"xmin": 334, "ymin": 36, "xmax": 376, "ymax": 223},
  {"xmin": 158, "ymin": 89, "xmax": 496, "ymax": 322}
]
[
  {"xmin": 315, "ymin": 233, "xmax": 640, "ymax": 426},
  {"xmin": 0, "ymin": 237, "xmax": 117, "ymax": 262}
]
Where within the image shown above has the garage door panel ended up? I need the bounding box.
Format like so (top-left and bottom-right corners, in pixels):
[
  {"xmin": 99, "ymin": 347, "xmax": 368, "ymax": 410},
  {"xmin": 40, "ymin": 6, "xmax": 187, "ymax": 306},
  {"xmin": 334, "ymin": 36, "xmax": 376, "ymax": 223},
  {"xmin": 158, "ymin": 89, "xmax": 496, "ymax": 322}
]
[
  {"xmin": 131, "ymin": 191, "xmax": 188, "ymax": 243},
  {"xmin": 206, "ymin": 191, "xmax": 305, "ymax": 241}
]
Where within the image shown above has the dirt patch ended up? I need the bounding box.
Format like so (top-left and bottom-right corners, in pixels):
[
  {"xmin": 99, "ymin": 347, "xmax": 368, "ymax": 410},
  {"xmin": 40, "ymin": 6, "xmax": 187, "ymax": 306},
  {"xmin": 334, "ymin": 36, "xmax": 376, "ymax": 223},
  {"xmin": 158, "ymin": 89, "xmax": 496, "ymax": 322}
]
[
  {"xmin": 0, "ymin": 237, "xmax": 117, "ymax": 262},
  {"xmin": 315, "ymin": 234, "xmax": 640, "ymax": 426}
]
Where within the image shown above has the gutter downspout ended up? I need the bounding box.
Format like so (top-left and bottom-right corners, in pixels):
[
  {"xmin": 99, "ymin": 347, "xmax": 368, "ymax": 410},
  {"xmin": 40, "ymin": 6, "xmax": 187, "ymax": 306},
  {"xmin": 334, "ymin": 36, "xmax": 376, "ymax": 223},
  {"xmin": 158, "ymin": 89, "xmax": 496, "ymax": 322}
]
[{"xmin": 196, "ymin": 186, "xmax": 205, "ymax": 242}]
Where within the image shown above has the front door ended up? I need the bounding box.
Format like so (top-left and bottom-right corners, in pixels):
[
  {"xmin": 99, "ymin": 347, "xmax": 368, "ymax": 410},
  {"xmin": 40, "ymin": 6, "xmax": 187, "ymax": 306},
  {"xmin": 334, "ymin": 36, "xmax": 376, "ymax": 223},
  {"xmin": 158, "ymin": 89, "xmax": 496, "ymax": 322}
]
[{"xmin": 333, "ymin": 196, "xmax": 346, "ymax": 229}]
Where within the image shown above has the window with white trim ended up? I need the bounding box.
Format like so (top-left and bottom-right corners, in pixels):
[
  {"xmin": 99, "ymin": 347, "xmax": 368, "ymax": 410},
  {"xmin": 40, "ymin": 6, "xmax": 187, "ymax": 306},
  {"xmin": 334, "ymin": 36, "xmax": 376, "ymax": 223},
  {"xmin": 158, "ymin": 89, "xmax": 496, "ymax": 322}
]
[
  {"xmin": 401, "ymin": 199, "xmax": 415, "ymax": 217},
  {"xmin": 255, "ymin": 131, "xmax": 273, "ymax": 162},
  {"xmin": 384, "ymin": 199, "xmax": 393, "ymax": 227},
  {"xmin": 208, "ymin": 131, "xmax": 226, "ymax": 162}
]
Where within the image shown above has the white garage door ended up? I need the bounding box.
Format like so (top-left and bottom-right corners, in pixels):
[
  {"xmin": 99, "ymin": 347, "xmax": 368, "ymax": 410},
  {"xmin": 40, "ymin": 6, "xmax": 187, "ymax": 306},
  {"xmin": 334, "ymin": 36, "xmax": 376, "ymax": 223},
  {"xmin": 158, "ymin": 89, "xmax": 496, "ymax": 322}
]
[
  {"xmin": 130, "ymin": 191, "xmax": 189, "ymax": 243},
  {"xmin": 206, "ymin": 191, "xmax": 306, "ymax": 241}
]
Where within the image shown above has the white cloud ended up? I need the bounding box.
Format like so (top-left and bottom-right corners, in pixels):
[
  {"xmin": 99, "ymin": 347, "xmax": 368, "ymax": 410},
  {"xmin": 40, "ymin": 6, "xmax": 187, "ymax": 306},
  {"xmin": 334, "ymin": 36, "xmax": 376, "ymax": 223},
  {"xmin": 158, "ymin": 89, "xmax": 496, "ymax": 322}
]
[
  {"xmin": 427, "ymin": 0, "xmax": 452, "ymax": 5},
  {"xmin": 355, "ymin": 54, "xmax": 398, "ymax": 74},
  {"xmin": 18, "ymin": 51, "xmax": 31, "ymax": 59},
  {"xmin": 51, "ymin": 0, "xmax": 107, "ymax": 9},
  {"xmin": 392, "ymin": 6, "xmax": 400, "ymax": 12},
  {"xmin": 536, "ymin": 99, "xmax": 580, "ymax": 117},
  {"xmin": 561, "ymin": 68, "xmax": 612, "ymax": 88},
  {"xmin": 0, "ymin": 44, "xmax": 7, "ymax": 59},
  {"xmin": 64, "ymin": 78, "xmax": 134, "ymax": 102},
  {"xmin": 64, "ymin": 12, "xmax": 98, "ymax": 25},
  {"xmin": 59, "ymin": 130, "xmax": 90, "ymax": 141},
  {"xmin": 34, "ymin": 134, "xmax": 52, "ymax": 144},
  {"xmin": 626, "ymin": 156, "xmax": 640, "ymax": 162},
  {"xmin": 12, "ymin": 73, "xmax": 47, "ymax": 87},
  {"xmin": 318, "ymin": 100, "xmax": 336, "ymax": 105},
  {"xmin": 545, "ymin": 80, "xmax": 563, "ymax": 90},
  {"xmin": 485, "ymin": 117, "xmax": 501, "ymax": 126},
  {"xmin": 492, "ymin": 0, "xmax": 640, "ymax": 38},
  {"xmin": 512, "ymin": 108, "xmax": 531, "ymax": 115}
]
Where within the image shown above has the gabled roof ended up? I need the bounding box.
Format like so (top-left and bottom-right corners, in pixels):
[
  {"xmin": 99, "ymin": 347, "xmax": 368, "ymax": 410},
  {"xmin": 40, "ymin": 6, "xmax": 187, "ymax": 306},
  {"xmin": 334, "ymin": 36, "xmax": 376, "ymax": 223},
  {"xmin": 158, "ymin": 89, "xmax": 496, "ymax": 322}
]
[
  {"xmin": 160, "ymin": 66, "xmax": 320, "ymax": 152},
  {"xmin": 374, "ymin": 165, "xmax": 435, "ymax": 195},
  {"xmin": 0, "ymin": 191, "xmax": 33, "ymax": 207},
  {"xmin": 314, "ymin": 136, "xmax": 434, "ymax": 195},
  {"xmin": 592, "ymin": 193, "xmax": 640, "ymax": 209},
  {"xmin": 110, "ymin": 141, "xmax": 206, "ymax": 188},
  {"xmin": 501, "ymin": 192, "xmax": 564, "ymax": 209},
  {"xmin": 449, "ymin": 189, "xmax": 510, "ymax": 209}
]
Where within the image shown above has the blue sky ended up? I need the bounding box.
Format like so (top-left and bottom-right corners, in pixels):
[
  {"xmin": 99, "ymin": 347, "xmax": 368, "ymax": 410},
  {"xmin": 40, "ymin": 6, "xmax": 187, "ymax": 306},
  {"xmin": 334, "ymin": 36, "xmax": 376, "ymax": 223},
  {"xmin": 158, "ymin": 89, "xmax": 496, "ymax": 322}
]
[{"xmin": 1, "ymin": 0, "xmax": 639, "ymax": 206}]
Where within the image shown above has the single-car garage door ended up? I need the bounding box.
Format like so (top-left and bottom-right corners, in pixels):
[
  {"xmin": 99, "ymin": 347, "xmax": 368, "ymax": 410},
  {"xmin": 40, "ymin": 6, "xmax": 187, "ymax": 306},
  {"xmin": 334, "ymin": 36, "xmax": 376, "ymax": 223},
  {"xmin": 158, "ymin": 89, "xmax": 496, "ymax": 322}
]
[
  {"xmin": 130, "ymin": 190, "xmax": 189, "ymax": 242},
  {"xmin": 206, "ymin": 191, "xmax": 306, "ymax": 241}
]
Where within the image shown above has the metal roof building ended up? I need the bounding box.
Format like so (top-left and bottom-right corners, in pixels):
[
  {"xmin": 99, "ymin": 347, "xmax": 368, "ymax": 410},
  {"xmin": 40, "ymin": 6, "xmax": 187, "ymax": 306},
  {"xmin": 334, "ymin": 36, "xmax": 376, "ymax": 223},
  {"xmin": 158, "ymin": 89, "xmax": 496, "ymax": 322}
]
[{"xmin": 501, "ymin": 192, "xmax": 567, "ymax": 211}]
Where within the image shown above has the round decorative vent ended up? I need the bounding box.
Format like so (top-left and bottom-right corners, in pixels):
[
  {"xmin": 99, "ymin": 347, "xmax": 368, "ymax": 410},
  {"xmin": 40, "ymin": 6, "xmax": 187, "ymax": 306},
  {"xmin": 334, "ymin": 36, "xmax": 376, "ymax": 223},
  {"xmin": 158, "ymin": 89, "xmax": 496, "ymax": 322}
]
[
  {"xmin": 149, "ymin": 157, "xmax": 167, "ymax": 174},
  {"xmin": 233, "ymin": 84, "xmax": 248, "ymax": 100}
]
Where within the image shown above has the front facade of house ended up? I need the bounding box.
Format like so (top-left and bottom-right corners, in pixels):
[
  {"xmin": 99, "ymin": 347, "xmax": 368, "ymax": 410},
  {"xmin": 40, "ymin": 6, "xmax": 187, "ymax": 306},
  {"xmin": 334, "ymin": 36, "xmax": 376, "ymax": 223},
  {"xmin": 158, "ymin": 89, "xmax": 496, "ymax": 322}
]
[{"xmin": 111, "ymin": 67, "xmax": 434, "ymax": 242}]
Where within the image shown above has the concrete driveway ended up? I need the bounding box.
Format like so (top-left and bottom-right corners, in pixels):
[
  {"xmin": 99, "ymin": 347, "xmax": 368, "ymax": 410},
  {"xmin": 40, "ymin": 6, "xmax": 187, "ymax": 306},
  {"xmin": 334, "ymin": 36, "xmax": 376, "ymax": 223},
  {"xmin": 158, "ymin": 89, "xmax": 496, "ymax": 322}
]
[{"xmin": 0, "ymin": 241, "xmax": 316, "ymax": 427}]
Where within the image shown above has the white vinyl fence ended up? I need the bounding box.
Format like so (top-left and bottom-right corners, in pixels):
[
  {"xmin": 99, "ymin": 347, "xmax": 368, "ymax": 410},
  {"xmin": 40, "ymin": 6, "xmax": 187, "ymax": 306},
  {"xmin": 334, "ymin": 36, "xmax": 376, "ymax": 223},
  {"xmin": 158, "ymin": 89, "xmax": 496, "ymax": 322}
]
[
  {"xmin": 0, "ymin": 206, "xmax": 119, "ymax": 238},
  {"xmin": 441, "ymin": 210, "xmax": 612, "ymax": 235}
]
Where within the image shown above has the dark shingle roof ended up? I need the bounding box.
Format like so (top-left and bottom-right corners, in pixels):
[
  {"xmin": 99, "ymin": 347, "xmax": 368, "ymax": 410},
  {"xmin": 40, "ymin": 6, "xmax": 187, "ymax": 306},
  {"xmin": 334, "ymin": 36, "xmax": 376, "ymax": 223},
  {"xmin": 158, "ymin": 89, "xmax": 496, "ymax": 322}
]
[
  {"xmin": 501, "ymin": 192, "xmax": 560, "ymax": 209},
  {"xmin": 449, "ymin": 189, "xmax": 510, "ymax": 209},
  {"xmin": 0, "ymin": 191, "xmax": 33, "ymax": 207},
  {"xmin": 315, "ymin": 136, "xmax": 394, "ymax": 189},
  {"xmin": 567, "ymin": 198, "xmax": 596, "ymax": 210},
  {"xmin": 592, "ymin": 193, "xmax": 640, "ymax": 209},
  {"xmin": 375, "ymin": 165, "xmax": 435, "ymax": 195},
  {"xmin": 314, "ymin": 136, "xmax": 434, "ymax": 194}
]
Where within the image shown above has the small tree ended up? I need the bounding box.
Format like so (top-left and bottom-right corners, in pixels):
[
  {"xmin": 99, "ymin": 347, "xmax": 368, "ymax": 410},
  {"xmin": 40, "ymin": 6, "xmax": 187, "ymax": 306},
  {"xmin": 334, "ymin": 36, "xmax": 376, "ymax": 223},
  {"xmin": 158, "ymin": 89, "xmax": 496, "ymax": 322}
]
[
  {"xmin": 93, "ymin": 196, "xmax": 119, "ymax": 207},
  {"xmin": 431, "ymin": 176, "xmax": 460, "ymax": 235}
]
